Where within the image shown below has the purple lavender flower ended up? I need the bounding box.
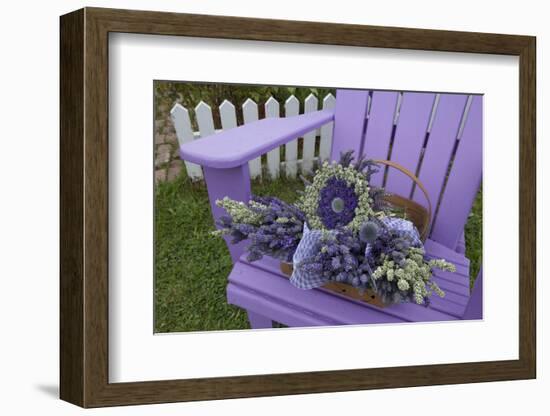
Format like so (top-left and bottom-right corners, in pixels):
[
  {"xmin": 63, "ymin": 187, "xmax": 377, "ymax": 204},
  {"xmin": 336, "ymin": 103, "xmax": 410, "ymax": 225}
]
[
  {"xmin": 216, "ymin": 195, "xmax": 307, "ymax": 262},
  {"xmin": 293, "ymin": 226, "xmax": 375, "ymax": 290},
  {"xmin": 316, "ymin": 177, "xmax": 359, "ymax": 229},
  {"xmin": 361, "ymin": 217, "xmax": 425, "ymax": 304}
]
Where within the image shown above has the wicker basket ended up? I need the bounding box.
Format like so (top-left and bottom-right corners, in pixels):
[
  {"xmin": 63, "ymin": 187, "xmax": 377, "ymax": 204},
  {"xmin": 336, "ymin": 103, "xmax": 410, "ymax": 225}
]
[
  {"xmin": 376, "ymin": 159, "xmax": 432, "ymax": 241},
  {"xmin": 280, "ymin": 159, "xmax": 432, "ymax": 307},
  {"xmin": 280, "ymin": 262, "xmax": 387, "ymax": 307}
]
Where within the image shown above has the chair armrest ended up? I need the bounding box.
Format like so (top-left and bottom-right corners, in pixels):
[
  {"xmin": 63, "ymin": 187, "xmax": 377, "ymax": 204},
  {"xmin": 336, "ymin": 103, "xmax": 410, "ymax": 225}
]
[{"xmin": 179, "ymin": 109, "xmax": 335, "ymax": 168}]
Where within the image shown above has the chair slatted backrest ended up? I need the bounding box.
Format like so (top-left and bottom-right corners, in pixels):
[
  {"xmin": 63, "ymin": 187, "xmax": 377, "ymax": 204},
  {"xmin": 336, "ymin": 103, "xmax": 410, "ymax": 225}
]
[{"xmin": 330, "ymin": 89, "xmax": 482, "ymax": 251}]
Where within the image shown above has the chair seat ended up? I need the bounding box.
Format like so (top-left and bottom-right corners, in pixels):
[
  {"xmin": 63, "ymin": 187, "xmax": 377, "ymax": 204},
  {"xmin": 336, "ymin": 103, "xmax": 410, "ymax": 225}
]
[{"xmin": 226, "ymin": 238, "xmax": 471, "ymax": 327}]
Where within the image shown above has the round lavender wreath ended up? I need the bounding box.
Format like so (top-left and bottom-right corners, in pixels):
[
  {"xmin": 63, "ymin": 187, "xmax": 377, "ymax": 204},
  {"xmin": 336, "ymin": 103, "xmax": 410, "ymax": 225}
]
[
  {"xmin": 317, "ymin": 177, "xmax": 359, "ymax": 229},
  {"xmin": 297, "ymin": 159, "xmax": 374, "ymax": 232}
]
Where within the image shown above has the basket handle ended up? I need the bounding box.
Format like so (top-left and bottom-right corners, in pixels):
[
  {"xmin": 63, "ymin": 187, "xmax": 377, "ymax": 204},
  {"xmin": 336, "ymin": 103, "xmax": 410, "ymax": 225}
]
[{"xmin": 373, "ymin": 159, "xmax": 432, "ymax": 237}]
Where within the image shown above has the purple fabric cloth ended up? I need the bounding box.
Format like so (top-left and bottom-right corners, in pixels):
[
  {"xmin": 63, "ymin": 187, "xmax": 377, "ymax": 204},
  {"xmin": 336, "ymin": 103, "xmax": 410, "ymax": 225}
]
[{"xmin": 290, "ymin": 224, "xmax": 331, "ymax": 289}]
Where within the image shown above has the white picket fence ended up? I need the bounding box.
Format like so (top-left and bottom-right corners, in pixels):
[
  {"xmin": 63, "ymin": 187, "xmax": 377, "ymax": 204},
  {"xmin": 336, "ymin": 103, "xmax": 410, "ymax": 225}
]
[{"xmin": 170, "ymin": 93, "xmax": 336, "ymax": 181}]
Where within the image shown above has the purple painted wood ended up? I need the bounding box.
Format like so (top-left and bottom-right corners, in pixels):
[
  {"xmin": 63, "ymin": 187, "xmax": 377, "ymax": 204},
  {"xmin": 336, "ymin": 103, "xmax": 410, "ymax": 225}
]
[
  {"xmin": 463, "ymin": 267, "xmax": 483, "ymax": 320},
  {"xmin": 227, "ymin": 283, "xmax": 341, "ymax": 327},
  {"xmin": 241, "ymin": 255, "xmax": 462, "ymax": 323},
  {"xmin": 428, "ymin": 297, "xmax": 465, "ymax": 318},
  {"xmin": 427, "ymin": 286, "xmax": 468, "ymax": 306},
  {"xmin": 180, "ymin": 109, "xmax": 334, "ymax": 168},
  {"xmin": 430, "ymin": 96, "xmax": 482, "ymax": 248},
  {"xmin": 330, "ymin": 89, "xmax": 369, "ymax": 161},
  {"xmin": 362, "ymin": 91, "xmax": 400, "ymax": 187},
  {"xmin": 432, "ymin": 266, "xmax": 470, "ymax": 288},
  {"xmin": 413, "ymin": 94, "xmax": 468, "ymax": 233},
  {"xmin": 431, "ymin": 273, "xmax": 470, "ymax": 297},
  {"xmin": 228, "ymin": 261, "xmax": 454, "ymax": 325},
  {"xmin": 456, "ymin": 232, "xmax": 466, "ymax": 255},
  {"xmin": 246, "ymin": 310, "xmax": 273, "ymax": 329},
  {"xmin": 385, "ymin": 92, "xmax": 435, "ymax": 199},
  {"xmin": 423, "ymin": 238, "xmax": 470, "ymax": 268},
  {"xmin": 203, "ymin": 165, "xmax": 251, "ymax": 263},
  {"xmin": 228, "ymin": 255, "xmax": 470, "ymax": 327}
]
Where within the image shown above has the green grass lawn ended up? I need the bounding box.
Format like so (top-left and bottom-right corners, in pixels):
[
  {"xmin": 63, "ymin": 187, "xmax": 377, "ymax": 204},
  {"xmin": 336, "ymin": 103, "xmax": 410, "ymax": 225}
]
[
  {"xmin": 155, "ymin": 171, "xmax": 482, "ymax": 333},
  {"xmin": 464, "ymin": 189, "xmax": 482, "ymax": 288}
]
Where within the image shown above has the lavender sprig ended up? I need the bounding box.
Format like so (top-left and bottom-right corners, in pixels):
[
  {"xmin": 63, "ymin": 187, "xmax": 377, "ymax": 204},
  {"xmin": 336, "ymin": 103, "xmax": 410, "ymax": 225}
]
[
  {"xmin": 215, "ymin": 195, "xmax": 306, "ymax": 262},
  {"xmin": 295, "ymin": 227, "xmax": 374, "ymax": 290}
]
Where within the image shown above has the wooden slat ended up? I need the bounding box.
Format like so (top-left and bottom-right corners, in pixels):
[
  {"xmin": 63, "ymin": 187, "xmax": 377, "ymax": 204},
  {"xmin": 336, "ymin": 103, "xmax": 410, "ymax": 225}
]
[
  {"xmin": 413, "ymin": 94, "xmax": 468, "ymax": 231},
  {"xmin": 302, "ymin": 94, "xmax": 318, "ymax": 173},
  {"xmin": 431, "ymin": 96, "xmax": 483, "ymax": 248},
  {"xmin": 432, "ymin": 274, "xmax": 470, "ymax": 297},
  {"xmin": 319, "ymin": 93, "xmax": 336, "ymax": 161},
  {"xmin": 423, "ymin": 238, "xmax": 470, "ymax": 268},
  {"xmin": 330, "ymin": 89, "xmax": 369, "ymax": 161},
  {"xmin": 434, "ymin": 266, "xmax": 470, "ymax": 286},
  {"xmin": 284, "ymin": 95, "xmax": 299, "ymax": 178},
  {"xmin": 242, "ymin": 98, "xmax": 262, "ymax": 179},
  {"xmin": 362, "ymin": 91, "xmax": 400, "ymax": 187},
  {"xmin": 428, "ymin": 296, "xmax": 466, "ymax": 318},
  {"xmin": 430, "ymin": 279, "xmax": 469, "ymax": 304},
  {"xmin": 385, "ymin": 92, "xmax": 435, "ymax": 198},
  {"xmin": 232, "ymin": 262, "xmax": 417, "ymax": 324},
  {"xmin": 426, "ymin": 94, "xmax": 441, "ymax": 133},
  {"xmin": 243, "ymin": 256, "xmax": 458, "ymax": 323},
  {"xmin": 227, "ymin": 283, "xmax": 342, "ymax": 327},
  {"xmin": 195, "ymin": 101, "xmax": 216, "ymax": 137},
  {"xmin": 180, "ymin": 109, "xmax": 334, "ymax": 168},
  {"xmin": 170, "ymin": 104, "xmax": 203, "ymax": 180},
  {"xmin": 219, "ymin": 99, "xmax": 237, "ymax": 130},
  {"xmin": 264, "ymin": 97, "xmax": 280, "ymax": 179}
]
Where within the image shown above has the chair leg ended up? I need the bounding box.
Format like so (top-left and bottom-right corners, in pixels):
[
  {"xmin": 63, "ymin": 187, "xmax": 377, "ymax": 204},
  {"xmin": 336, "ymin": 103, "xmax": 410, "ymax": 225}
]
[{"xmin": 247, "ymin": 310, "xmax": 273, "ymax": 329}]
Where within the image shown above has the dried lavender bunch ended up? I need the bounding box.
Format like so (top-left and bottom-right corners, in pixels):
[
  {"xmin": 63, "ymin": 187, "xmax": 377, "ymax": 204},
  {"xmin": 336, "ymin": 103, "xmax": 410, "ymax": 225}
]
[
  {"xmin": 340, "ymin": 151, "xmax": 394, "ymax": 215},
  {"xmin": 364, "ymin": 218, "xmax": 453, "ymax": 305},
  {"xmin": 371, "ymin": 248, "xmax": 454, "ymax": 305},
  {"xmin": 215, "ymin": 195, "xmax": 306, "ymax": 263},
  {"xmin": 365, "ymin": 218, "xmax": 419, "ymax": 267},
  {"xmin": 294, "ymin": 227, "xmax": 374, "ymax": 290},
  {"xmin": 337, "ymin": 150, "xmax": 380, "ymax": 182}
]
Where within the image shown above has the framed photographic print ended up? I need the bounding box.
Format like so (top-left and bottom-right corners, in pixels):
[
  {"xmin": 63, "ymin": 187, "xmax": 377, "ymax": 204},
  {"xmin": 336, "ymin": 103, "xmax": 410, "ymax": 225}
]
[{"xmin": 60, "ymin": 7, "xmax": 536, "ymax": 408}]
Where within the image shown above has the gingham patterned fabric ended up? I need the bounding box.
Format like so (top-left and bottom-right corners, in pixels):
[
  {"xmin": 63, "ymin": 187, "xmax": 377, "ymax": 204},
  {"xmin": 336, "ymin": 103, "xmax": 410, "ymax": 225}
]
[
  {"xmin": 290, "ymin": 223, "xmax": 331, "ymax": 289},
  {"xmin": 382, "ymin": 217, "xmax": 421, "ymax": 245}
]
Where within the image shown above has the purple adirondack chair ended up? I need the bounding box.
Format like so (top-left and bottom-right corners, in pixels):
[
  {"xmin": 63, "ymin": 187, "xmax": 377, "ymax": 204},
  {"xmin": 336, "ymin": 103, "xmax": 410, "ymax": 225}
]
[{"xmin": 180, "ymin": 89, "xmax": 483, "ymax": 328}]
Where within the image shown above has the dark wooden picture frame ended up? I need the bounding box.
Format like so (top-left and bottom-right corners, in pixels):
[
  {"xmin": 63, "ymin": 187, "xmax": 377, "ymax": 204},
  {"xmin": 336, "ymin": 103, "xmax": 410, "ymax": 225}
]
[{"xmin": 60, "ymin": 7, "xmax": 536, "ymax": 408}]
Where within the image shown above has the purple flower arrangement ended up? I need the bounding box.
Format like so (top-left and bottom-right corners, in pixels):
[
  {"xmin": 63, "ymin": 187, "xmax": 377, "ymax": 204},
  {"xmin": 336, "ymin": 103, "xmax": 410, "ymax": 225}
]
[
  {"xmin": 317, "ymin": 177, "xmax": 359, "ymax": 229},
  {"xmin": 215, "ymin": 195, "xmax": 306, "ymax": 263},
  {"xmin": 214, "ymin": 151, "xmax": 455, "ymax": 306}
]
